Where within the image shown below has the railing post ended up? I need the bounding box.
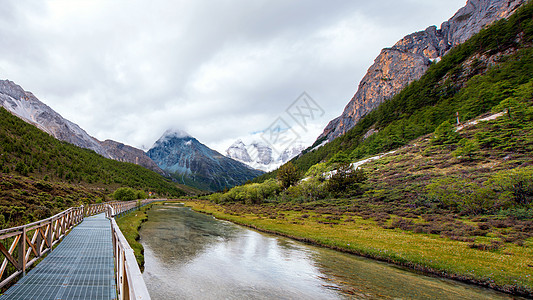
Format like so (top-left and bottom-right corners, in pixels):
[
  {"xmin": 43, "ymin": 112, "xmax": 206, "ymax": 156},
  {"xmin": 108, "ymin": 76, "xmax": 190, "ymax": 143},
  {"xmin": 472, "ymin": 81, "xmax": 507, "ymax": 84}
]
[
  {"xmin": 48, "ymin": 219, "xmax": 53, "ymax": 252},
  {"xmin": 35, "ymin": 227, "xmax": 42, "ymax": 257},
  {"xmin": 18, "ymin": 226, "xmax": 26, "ymax": 276}
]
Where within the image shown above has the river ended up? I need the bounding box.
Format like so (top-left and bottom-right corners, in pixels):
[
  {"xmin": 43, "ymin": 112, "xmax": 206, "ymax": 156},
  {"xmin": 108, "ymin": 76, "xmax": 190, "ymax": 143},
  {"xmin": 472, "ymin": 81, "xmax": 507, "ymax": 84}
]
[{"xmin": 140, "ymin": 203, "xmax": 517, "ymax": 299}]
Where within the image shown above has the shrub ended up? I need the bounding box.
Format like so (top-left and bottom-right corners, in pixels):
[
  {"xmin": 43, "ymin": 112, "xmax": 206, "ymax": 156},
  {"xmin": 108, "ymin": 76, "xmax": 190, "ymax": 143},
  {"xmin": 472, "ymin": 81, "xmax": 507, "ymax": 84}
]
[
  {"xmin": 426, "ymin": 177, "xmax": 496, "ymax": 214},
  {"xmin": 327, "ymin": 164, "xmax": 366, "ymax": 197},
  {"xmin": 210, "ymin": 178, "xmax": 281, "ymax": 204},
  {"xmin": 430, "ymin": 120, "xmax": 460, "ymax": 145},
  {"xmin": 452, "ymin": 138, "xmax": 479, "ymax": 160},
  {"xmin": 328, "ymin": 151, "xmax": 351, "ymax": 166},
  {"xmin": 113, "ymin": 187, "xmax": 137, "ymax": 201},
  {"xmin": 486, "ymin": 167, "xmax": 533, "ymax": 207},
  {"xmin": 277, "ymin": 162, "xmax": 300, "ymax": 189}
]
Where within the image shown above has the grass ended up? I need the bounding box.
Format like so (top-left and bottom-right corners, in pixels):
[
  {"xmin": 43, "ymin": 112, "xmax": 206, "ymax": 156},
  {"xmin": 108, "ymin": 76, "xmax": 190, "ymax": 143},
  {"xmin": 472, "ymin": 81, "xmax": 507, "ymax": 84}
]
[
  {"xmin": 115, "ymin": 204, "xmax": 153, "ymax": 270},
  {"xmin": 183, "ymin": 199, "xmax": 533, "ymax": 297}
]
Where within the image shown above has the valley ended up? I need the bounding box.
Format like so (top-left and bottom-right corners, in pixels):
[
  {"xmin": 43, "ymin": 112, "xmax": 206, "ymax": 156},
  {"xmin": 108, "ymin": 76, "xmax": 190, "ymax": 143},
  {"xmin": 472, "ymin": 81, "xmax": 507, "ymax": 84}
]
[{"xmin": 0, "ymin": 0, "xmax": 531, "ymax": 298}]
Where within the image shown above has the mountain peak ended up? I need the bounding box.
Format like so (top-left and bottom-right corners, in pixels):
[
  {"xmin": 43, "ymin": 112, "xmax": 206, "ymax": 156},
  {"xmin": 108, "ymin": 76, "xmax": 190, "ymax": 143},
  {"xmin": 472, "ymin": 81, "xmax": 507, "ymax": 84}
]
[
  {"xmin": 152, "ymin": 128, "xmax": 192, "ymax": 148},
  {"xmin": 163, "ymin": 128, "xmax": 191, "ymax": 139},
  {"xmin": 147, "ymin": 131, "xmax": 263, "ymax": 191}
]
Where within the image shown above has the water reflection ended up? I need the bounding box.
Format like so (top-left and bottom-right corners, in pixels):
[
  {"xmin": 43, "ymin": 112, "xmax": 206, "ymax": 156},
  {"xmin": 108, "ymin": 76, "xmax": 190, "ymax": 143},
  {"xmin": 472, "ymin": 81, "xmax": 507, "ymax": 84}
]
[{"xmin": 140, "ymin": 204, "xmax": 517, "ymax": 300}]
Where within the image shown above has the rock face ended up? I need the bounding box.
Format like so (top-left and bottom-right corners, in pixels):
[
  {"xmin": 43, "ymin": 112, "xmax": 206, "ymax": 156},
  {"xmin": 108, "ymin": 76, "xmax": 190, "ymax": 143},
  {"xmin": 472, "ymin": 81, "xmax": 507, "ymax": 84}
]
[
  {"xmin": 226, "ymin": 140, "xmax": 305, "ymax": 172},
  {"xmin": 0, "ymin": 80, "xmax": 164, "ymax": 174},
  {"xmin": 317, "ymin": 0, "xmax": 526, "ymax": 142},
  {"xmin": 148, "ymin": 130, "xmax": 264, "ymax": 191}
]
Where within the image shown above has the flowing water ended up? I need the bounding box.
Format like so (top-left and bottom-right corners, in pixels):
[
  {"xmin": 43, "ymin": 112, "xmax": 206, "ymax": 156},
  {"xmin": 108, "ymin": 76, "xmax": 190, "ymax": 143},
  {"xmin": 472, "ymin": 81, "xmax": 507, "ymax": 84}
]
[{"xmin": 140, "ymin": 203, "xmax": 518, "ymax": 299}]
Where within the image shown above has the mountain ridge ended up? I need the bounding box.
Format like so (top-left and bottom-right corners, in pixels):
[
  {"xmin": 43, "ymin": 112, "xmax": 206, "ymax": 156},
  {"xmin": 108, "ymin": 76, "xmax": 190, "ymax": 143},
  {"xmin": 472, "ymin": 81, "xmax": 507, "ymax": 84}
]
[
  {"xmin": 226, "ymin": 139, "xmax": 304, "ymax": 172},
  {"xmin": 0, "ymin": 79, "xmax": 165, "ymax": 175}
]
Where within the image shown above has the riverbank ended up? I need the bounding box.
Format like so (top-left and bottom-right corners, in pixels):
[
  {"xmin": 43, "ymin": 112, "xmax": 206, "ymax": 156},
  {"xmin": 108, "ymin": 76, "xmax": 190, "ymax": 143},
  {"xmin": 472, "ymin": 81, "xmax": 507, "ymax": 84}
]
[
  {"xmin": 182, "ymin": 199, "xmax": 532, "ymax": 297},
  {"xmin": 115, "ymin": 203, "xmax": 153, "ymax": 270}
]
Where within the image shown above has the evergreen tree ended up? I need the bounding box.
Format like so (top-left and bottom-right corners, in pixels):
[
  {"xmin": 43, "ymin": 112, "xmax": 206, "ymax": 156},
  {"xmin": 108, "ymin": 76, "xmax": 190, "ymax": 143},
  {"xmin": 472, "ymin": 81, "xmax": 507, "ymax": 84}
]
[{"xmin": 277, "ymin": 162, "xmax": 300, "ymax": 190}]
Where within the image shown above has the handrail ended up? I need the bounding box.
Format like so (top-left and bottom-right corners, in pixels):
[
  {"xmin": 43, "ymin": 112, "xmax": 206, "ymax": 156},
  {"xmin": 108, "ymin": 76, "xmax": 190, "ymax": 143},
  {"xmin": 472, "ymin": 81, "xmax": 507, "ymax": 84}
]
[
  {"xmin": 109, "ymin": 217, "xmax": 150, "ymax": 300},
  {"xmin": 0, "ymin": 206, "xmax": 84, "ymax": 288},
  {"xmin": 106, "ymin": 199, "xmax": 166, "ymax": 300},
  {"xmin": 0, "ymin": 198, "xmax": 165, "ymax": 296}
]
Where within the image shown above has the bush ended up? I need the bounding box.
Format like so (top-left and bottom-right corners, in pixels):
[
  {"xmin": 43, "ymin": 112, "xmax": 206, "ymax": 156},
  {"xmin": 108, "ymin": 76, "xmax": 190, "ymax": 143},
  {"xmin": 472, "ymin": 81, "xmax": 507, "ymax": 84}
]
[
  {"xmin": 486, "ymin": 167, "xmax": 533, "ymax": 207},
  {"xmin": 328, "ymin": 151, "xmax": 350, "ymax": 166},
  {"xmin": 431, "ymin": 120, "xmax": 460, "ymax": 146},
  {"xmin": 327, "ymin": 164, "xmax": 366, "ymax": 197},
  {"xmin": 452, "ymin": 138, "xmax": 479, "ymax": 160},
  {"xmin": 210, "ymin": 178, "xmax": 281, "ymax": 204},
  {"xmin": 287, "ymin": 177, "xmax": 328, "ymax": 202},
  {"xmin": 426, "ymin": 177, "xmax": 496, "ymax": 214},
  {"xmin": 498, "ymin": 208, "xmax": 533, "ymax": 220},
  {"xmin": 113, "ymin": 187, "xmax": 137, "ymax": 201},
  {"xmin": 277, "ymin": 162, "xmax": 300, "ymax": 190}
]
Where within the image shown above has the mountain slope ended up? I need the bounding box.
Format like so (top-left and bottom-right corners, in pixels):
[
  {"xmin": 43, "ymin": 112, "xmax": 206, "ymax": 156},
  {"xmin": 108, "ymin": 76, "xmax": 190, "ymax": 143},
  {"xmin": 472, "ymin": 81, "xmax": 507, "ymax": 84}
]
[
  {"xmin": 100, "ymin": 139, "xmax": 166, "ymax": 175},
  {"xmin": 318, "ymin": 0, "xmax": 526, "ymax": 142},
  {"xmin": 0, "ymin": 106, "xmax": 187, "ymax": 226},
  {"xmin": 254, "ymin": 0, "xmax": 533, "ymax": 181},
  {"xmin": 147, "ymin": 130, "xmax": 264, "ymax": 191},
  {"xmin": 0, "ymin": 80, "xmax": 164, "ymax": 175},
  {"xmin": 0, "ymin": 80, "xmax": 108, "ymax": 157}
]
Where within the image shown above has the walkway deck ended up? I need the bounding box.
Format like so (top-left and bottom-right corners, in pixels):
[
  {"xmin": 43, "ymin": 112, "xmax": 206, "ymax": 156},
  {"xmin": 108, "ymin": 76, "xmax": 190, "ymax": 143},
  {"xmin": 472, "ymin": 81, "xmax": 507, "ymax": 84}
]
[{"xmin": 0, "ymin": 213, "xmax": 116, "ymax": 300}]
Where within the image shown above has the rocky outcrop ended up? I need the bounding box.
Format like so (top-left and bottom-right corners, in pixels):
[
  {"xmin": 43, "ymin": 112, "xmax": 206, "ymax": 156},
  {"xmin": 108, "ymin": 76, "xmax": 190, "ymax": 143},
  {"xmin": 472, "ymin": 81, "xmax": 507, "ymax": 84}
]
[
  {"xmin": 100, "ymin": 140, "xmax": 166, "ymax": 175},
  {"xmin": 318, "ymin": 0, "xmax": 526, "ymax": 142}
]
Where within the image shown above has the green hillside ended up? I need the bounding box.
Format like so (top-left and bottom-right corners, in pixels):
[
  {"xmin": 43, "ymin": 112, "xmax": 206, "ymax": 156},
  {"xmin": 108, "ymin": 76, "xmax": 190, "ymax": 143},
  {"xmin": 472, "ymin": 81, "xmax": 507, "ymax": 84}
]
[
  {"xmin": 199, "ymin": 3, "xmax": 533, "ymax": 295},
  {"xmin": 0, "ymin": 107, "xmax": 187, "ymax": 227},
  {"xmin": 255, "ymin": 1, "xmax": 533, "ymax": 181}
]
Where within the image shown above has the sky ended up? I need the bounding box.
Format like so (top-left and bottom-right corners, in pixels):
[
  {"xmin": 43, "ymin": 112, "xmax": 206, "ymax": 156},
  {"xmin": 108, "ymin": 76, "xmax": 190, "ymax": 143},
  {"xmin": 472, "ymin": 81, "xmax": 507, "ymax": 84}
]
[{"xmin": 0, "ymin": 0, "xmax": 466, "ymax": 153}]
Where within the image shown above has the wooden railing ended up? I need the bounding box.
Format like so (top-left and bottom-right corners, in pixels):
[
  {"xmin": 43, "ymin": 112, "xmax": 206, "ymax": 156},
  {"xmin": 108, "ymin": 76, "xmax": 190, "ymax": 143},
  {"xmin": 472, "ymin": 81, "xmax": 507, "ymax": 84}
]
[
  {"xmin": 85, "ymin": 202, "xmax": 113, "ymax": 216},
  {"xmin": 105, "ymin": 199, "xmax": 163, "ymax": 218},
  {"xmin": 0, "ymin": 198, "xmax": 166, "ymax": 296},
  {"xmin": 0, "ymin": 206, "xmax": 84, "ymax": 288},
  {"xmin": 106, "ymin": 199, "xmax": 166, "ymax": 300}
]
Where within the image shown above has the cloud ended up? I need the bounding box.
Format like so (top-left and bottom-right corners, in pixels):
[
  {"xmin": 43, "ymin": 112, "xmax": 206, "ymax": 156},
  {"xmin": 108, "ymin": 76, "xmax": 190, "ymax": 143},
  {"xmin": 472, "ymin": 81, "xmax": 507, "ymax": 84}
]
[{"xmin": 1, "ymin": 0, "xmax": 466, "ymax": 153}]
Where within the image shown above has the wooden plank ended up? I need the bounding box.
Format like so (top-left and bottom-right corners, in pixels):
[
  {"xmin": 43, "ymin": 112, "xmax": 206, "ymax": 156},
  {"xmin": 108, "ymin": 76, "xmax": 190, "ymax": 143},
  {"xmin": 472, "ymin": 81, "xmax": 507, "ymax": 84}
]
[{"xmin": 0, "ymin": 236, "xmax": 20, "ymax": 272}]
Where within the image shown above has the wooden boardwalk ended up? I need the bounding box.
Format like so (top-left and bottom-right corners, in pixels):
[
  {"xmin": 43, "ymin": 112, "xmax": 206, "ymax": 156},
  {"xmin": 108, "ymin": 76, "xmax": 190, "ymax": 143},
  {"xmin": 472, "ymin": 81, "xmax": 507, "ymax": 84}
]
[{"xmin": 0, "ymin": 213, "xmax": 116, "ymax": 300}]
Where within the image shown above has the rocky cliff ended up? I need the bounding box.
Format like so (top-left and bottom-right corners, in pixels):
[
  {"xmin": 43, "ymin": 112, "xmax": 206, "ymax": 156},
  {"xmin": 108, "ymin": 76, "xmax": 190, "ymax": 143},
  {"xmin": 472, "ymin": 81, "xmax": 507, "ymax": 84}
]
[{"xmin": 317, "ymin": 0, "xmax": 526, "ymax": 142}]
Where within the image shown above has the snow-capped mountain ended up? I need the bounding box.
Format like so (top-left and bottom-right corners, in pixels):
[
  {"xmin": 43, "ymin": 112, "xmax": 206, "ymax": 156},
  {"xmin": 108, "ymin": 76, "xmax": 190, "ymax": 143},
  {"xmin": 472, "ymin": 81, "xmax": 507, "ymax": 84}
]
[
  {"xmin": 0, "ymin": 79, "xmax": 164, "ymax": 175},
  {"xmin": 147, "ymin": 130, "xmax": 264, "ymax": 191},
  {"xmin": 226, "ymin": 140, "xmax": 305, "ymax": 172}
]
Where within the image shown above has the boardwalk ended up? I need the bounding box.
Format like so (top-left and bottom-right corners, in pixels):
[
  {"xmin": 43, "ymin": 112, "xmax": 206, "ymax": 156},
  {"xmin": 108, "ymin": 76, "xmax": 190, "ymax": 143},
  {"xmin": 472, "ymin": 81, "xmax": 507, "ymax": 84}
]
[{"xmin": 0, "ymin": 213, "xmax": 116, "ymax": 300}]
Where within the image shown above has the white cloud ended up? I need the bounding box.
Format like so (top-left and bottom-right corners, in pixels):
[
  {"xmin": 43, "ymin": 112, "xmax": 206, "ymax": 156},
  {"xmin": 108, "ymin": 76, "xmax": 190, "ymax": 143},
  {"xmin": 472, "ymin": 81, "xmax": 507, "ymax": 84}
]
[{"xmin": 1, "ymin": 0, "xmax": 466, "ymax": 154}]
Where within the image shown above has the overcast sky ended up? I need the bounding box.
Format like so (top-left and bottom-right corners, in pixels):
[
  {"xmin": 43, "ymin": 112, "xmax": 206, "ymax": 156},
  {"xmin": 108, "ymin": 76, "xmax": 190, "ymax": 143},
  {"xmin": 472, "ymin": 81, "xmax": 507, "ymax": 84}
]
[{"xmin": 1, "ymin": 0, "xmax": 466, "ymax": 153}]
